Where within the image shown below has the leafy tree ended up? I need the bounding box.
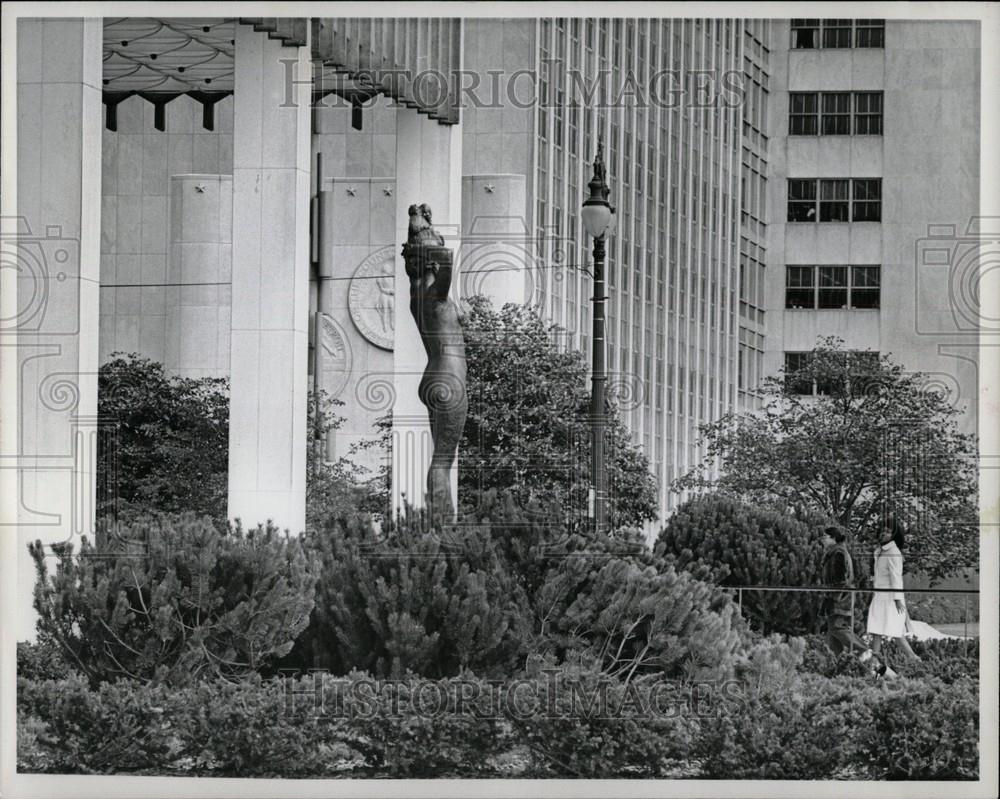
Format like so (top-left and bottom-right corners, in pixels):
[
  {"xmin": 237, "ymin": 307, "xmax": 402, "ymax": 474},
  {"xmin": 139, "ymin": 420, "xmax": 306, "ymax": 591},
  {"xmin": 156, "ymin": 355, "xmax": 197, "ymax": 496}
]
[
  {"xmin": 98, "ymin": 355, "xmax": 375, "ymax": 531},
  {"xmin": 29, "ymin": 514, "xmax": 317, "ymax": 686},
  {"xmin": 305, "ymin": 390, "xmax": 374, "ymax": 531},
  {"xmin": 674, "ymin": 337, "xmax": 977, "ymax": 581},
  {"xmin": 654, "ymin": 495, "xmax": 829, "ymax": 634},
  {"xmin": 97, "ymin": 355, "xmax": 229, "ymax": 526},
  {"xmin": 459, "ymin": 295, "xmax": 658, "ymax": 528}
]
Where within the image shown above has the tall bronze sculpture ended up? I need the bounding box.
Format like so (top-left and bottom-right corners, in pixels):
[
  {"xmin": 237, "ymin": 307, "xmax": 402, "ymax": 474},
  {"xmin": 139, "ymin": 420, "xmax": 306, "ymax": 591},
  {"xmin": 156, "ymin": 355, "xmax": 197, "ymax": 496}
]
[{"xmin": 401, "ymin": 203, "xmax": 468, "ymax": 518}]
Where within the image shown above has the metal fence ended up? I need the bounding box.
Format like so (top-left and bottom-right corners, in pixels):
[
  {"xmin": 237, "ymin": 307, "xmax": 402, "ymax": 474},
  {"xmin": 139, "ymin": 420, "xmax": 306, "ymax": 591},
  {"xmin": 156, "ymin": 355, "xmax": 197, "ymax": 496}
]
[{"xmin": 725, "ymin": 585, "xmax": 980, "ymax": 642}]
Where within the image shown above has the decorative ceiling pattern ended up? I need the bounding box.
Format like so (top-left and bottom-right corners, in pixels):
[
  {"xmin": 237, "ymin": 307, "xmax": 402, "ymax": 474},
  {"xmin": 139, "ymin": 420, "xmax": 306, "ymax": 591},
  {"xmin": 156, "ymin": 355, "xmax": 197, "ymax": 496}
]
[
  {"xmin": 101, "ymin": 17, "xmax": 442, "ymax": 131},
  {"xmin": 103, "ymin": 18, "xmax": 236, "ymax": 93}
]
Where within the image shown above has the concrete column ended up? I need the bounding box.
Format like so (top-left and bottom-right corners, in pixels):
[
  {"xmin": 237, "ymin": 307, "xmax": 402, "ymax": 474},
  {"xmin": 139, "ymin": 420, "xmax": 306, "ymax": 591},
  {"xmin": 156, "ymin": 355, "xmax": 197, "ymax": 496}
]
[
  {"xmin": 227, "ymin": 25, "xmax": 311, "ymax": 532},
  {"xmin": 7, "ymin": 19, "xmax": 103, "ymax": 641},
  {"xmin": 165, "ymin": 174, "xmax": 233, "ymax": 380},
  {"xmin": 391, "ymin": 108, "xmax": 462, "ymax": 516},
  {"xmin": 459, "ymin": 174, "xmax": 530, "ymax": 306}
]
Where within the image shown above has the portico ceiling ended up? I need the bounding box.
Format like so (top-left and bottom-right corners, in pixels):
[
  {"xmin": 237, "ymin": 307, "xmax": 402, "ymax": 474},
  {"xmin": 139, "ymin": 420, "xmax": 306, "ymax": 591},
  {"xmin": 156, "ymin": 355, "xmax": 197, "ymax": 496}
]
[
  {"xmin": 102, "ymin": 17, "xmax": 460, "ymax": 130},
  {"xmin": 103, "ymin": 18, "xmax": 236, "ymax": 93}
]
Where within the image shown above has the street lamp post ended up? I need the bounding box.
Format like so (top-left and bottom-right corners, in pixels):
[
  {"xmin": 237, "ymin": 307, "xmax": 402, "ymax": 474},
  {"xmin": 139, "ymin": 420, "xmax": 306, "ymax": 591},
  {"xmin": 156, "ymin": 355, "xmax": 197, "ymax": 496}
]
[{"xmin": 581, "ymin": 138, "xmax": 615, "ymax": 533}]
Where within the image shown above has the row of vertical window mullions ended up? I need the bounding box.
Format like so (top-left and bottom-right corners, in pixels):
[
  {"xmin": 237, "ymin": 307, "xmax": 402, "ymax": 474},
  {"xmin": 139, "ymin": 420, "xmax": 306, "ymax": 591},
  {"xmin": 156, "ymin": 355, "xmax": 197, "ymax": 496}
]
[
  {"xmin": 785, "ymin": 264, "xmax": 881, "ymax": 309},
  {"xmin": 790, "ymin": 19, "xmax": 885, "ymax": 49},
  {"xmin": 787, "ymin": 178, "xmax": 881, "ymax": 222},
  {"xmin": 789, "ymin": 91, "xmax": 883, "ymax": 136}
]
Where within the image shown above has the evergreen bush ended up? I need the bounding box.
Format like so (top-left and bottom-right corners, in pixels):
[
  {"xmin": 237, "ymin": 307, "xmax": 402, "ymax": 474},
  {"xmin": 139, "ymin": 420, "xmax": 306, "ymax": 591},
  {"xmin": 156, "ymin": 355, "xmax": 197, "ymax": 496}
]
[
  {"xmin": 29, "ymin": 513, "xmax": 317, "ymax": 685},
  {"xmin": 654, "ymin": 494, "xmax": 828, "ymax": 634}
]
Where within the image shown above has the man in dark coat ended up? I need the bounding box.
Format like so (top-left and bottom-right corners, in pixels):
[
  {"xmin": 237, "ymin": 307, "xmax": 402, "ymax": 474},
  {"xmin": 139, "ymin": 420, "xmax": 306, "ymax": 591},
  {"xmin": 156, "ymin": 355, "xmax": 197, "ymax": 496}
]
[{"xmin": 821, "ymin": 525, "xmax": 885, "ymax": 672}]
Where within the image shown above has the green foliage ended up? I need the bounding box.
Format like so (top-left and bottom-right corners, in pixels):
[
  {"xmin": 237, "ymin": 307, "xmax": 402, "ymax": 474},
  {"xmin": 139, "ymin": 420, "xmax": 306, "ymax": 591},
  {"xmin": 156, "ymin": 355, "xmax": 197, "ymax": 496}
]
[
  {"xmin": 697, "ymin": 672, "xmax": 877, "ymax": 779},
  {"xmin": 17, "ymin": 671, "xmax": 514, "ymax": 777},
  {"xmin": 674, "ymin": 338, "xmax": 978, "ymax": 581},
  {"xmin": 97, "ymin": 355, "xmax": 229, "ymax": 526},
  {"xmin": 17, "ymin": 637, "xmax": 76, "ymax": 682},
  {"xmin": 329, "ymin": 670, "xmax": 514, "ymax": 777},
  {"xmin": 534, "ymin": 548, "xmax": 745, "ymax": 682},
  {"xmin": 799, "ymin": 634, "xmax": 979, "ymax": 683},
  {"xmin": 17, "ymin": 674, "xmax": 178, "ymax": 774},
  {"xmin": 861, "ymin": 677, "xmax": 979, "ymax": 779},
  {"xmin": 511, "ymin": 657, "xmax": 700, "ymax": 777},
  {"xmin": 654, "ymin": 494, "xmax": 828, "ymax": 634},
  {"xmin": 460, "ymin": 295, "xmax": 659, "ymax": 528},
  {"xmin": 295, "ymin": 512, "xmax": 532, "ymax": 678},
  {"xmin": 305, "ymin": 390, "xmax": 375, "ymax": 531},
  {"xmin": 17, "ymin": 660, "xmax": 980, "ymax": 779},
  {"xmin": 169, "ymin": 674, "xmax": 350, "ymax": 777},
  {"xmin": 29, "ymin": 514, "xmax": 317, "ymax": 685}
]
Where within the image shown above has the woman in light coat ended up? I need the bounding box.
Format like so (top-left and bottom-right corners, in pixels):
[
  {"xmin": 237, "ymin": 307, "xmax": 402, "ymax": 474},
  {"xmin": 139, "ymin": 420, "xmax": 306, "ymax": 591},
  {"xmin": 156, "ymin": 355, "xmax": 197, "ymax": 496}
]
[{"xmin": 867, "ymin": 517, "xmax": 921, "ymax": 668}]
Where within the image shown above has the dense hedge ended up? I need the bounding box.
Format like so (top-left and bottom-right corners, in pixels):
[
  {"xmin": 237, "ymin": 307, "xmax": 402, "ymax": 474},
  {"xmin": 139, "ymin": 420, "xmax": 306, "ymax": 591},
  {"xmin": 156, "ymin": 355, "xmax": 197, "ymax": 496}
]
[
  {"xmin": 18, "ymin": 662, "xmax": 979, "ymax": 779},
  {"xmin": 799, "ymin": 635, "xmax": 979, "ymax": 684},
  {"xmin": 697, "ymin": 672, "xmax": 979, "ymax": 780}
]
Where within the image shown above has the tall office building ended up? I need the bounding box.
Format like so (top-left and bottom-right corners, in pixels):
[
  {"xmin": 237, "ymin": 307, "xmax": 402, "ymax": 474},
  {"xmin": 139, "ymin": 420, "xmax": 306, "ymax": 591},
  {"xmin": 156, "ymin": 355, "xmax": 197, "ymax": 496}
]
[
  {"xmin": 469, "ymin": 18, "xmax": 770, "ymax": 519},
  {"xmin": 763, "ymin": 19, "xmax": 980, "ymax": 437}
]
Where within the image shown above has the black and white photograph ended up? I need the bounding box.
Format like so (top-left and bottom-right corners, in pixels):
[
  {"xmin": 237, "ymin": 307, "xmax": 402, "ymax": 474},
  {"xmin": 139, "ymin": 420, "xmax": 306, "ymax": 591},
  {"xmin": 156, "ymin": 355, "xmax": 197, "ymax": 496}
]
[{"xmin": 1, "ymin": 3, "xmax": 997, "ymax": 797}]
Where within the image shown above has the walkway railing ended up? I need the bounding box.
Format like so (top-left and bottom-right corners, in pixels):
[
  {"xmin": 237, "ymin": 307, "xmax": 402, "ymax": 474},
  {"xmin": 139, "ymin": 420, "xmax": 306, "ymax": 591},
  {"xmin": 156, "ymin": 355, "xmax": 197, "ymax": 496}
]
[{"xmin": 724, "ymin": 585, "xmax": 980, "ymax": 643}]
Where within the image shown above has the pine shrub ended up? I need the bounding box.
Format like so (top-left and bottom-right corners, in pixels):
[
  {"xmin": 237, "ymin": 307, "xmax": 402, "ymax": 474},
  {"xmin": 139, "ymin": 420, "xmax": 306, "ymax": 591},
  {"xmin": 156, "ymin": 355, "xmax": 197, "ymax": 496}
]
[
  {"xmin": 655, "ymin": 494, "xmax": 828, "ymax": 634},
  {"xmin": 29, "ymin": 513, "xmax": 317, "ymax": 685}
]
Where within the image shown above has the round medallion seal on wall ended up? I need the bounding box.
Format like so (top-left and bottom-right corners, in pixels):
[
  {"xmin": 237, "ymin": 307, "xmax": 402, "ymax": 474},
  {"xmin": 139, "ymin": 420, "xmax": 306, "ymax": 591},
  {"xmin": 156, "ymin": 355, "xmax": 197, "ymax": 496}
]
[
  {"xmin": 348, "ymin": 246, "xmax": 396, "ymax": 351},
  {"xmin": 316, "ymin": 313, "xmax": 352, "ymax": 399}
]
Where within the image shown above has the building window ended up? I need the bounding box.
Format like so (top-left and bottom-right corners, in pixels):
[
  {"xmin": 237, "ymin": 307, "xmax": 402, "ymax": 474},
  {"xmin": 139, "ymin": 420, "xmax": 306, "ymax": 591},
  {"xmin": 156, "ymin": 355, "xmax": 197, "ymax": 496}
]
[
  {"xmin": 852, "ymin": 178, "xmax": 882, "ymax": 221},
  {"xmin": 822, "ymin": 19, "xmax": 853, "ymax": 48},
  {"xmin": 821, "ymin": 92, "xmax": 851, "ymax": 134},
  {"xmin": 788, "ymin": 91, "xmax": 883, "ymax": 136},
  {"xmin": 785, "ymin": 265, "xmax": 881, "ymax": 309},
  {"xmin": 784, "ymin": 352, "xmax": 815, "ymax": 394},
  {"xmin": 791, "ymin": 19, "xmax": 885, "ymax": 49},
  {"xmin": 851, "ymin": 265, "xmax": 881, "ymax": 308},
  {"xmin": 789, "ymin": 92, "xmax": 819, "ymax": 134},
  {"xmin": 785, "ymin": 351, "xmax": 879, "ymax": 395},
  {"xmin": 854, "ymin": 92, "xmax": 884, "ymax": 135},
  {"xmin": 818, "ymin": 265, "xmax": 849, "ymax": 307},
  {"xmin": 785, "ymin": 265, "xmax": 815, "ymax": 308},
  {"xmin": 787, "ymin": 178, "xmax": 817, "ymax": 221},
  {"xmin": 788, "ymin": 178, "xmax": 883, "ymax": 222},
  {"xmin": 855, "ymin": 19, "xmax": 886, "ymax": 48},
  {"xmin": 819, "ymin": 179, "xmax": 850, "ymax": 222},
  {"xmin": 791, "ymin": 19, "xmax": 819, "ymax": 49}
]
